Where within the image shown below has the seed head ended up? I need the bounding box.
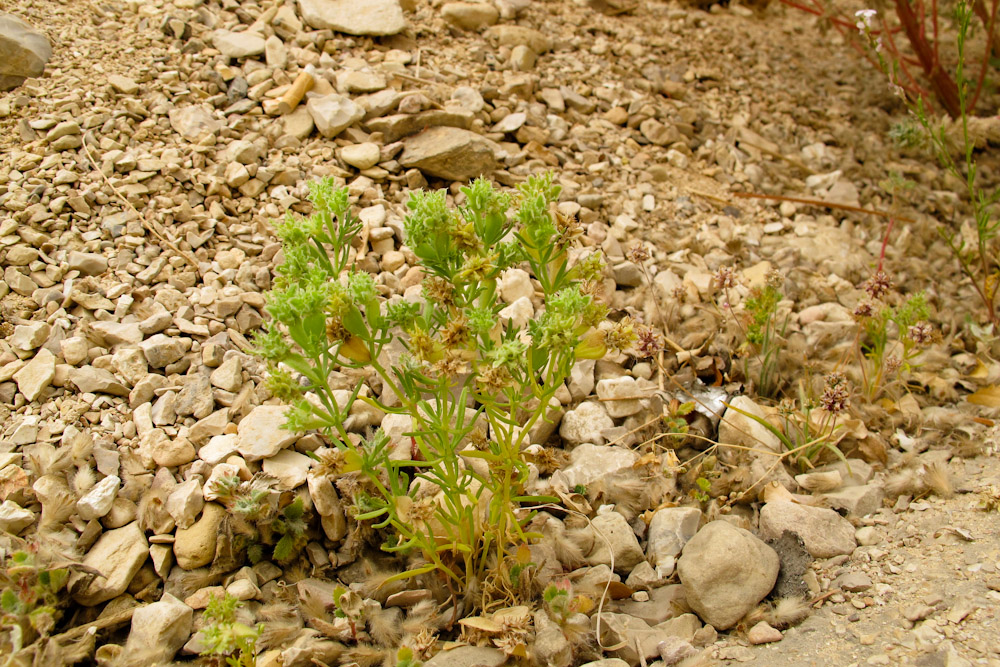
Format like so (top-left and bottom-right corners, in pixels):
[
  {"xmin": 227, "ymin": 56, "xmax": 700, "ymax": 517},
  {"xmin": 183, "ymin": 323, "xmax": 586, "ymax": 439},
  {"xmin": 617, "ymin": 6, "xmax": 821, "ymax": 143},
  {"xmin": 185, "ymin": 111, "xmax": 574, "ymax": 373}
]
[
  {"xmin": 634, "ymin": 323, "xmax": 664, "ymax": 358},
  {"xmin": 863, "ymin": 270, "xmax": 892, "ymax": 300},
  {"xmin": 820, "ymin": 377, "xmax": 850, "ymax": 415},
  {"xmin": 714, "ymin": 266, "xmax": 739, "ymax": 290},
  {"xmin": 627, "ymin": 243, "xmax": 650, "ymax": 264},
  {"xmin": 853, "ymin": 300, "xmax": 876, "ymax": 319},
  {"xmin": 908, "ymin": 321, "xmax": 934, "ymax": 346}
]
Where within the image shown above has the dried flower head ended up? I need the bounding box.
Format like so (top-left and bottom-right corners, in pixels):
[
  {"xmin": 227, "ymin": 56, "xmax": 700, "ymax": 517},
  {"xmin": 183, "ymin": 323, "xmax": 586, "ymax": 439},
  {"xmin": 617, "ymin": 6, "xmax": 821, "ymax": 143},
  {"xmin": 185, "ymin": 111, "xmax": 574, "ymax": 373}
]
[
  {"xmin": 604, "ymin": 317, "xmax": 638, "ymax": 353},
  {"xmin": 884, "ymin": 355, "xmax": 903, "ymax": 375},
  {"xmin": 423, "ymin": 276, "xmax": 455, "ymax": 307},
  {"xmin": 633, "ymin": 323, "xmax": 664, "ymax": 358},
  {"xmin": 820, "ymin": 374, "xmax": 850, "ymax": 414},
  {"xmin": 766, "ymin": 268, "xmax": 784, "ymax": 289},
  {"xmin": 627, "ymin": 243, "xmax": 650, "ymax": 264},
  {"xmin": 853, "ymin": 300, "xmax": 876, "ymax": 319},
  {"xmin": 440, "ymin": 315, "xmax": 471, "ymax": 349},
  {"xmin": 863, "ymin": 270, "xmax": 893, "ymax": 300},
  {"xmin": 907, "ymin": 321, "xmax": 934, "ymax": 346},
  {"xmin": 432, "ymin": 349, "xmax": 470, "ymax": 379},
  {"xmin": 714, "ymin": 266, "xmax": 739, "ymax": 290}
]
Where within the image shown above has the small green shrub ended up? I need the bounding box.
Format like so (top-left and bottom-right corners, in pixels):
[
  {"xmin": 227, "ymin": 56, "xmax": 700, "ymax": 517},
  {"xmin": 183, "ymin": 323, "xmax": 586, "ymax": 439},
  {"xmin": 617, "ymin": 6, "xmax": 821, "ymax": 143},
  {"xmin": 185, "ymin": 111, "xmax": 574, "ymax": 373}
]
[
  {"xmin": 200, "ymin": 592, "xmax": 262, "ymax": 667},
  {"xmin": 0, "ymin": 547, "xmax": 68, "ymax": 657},
  {"xmin": 257, "ymin": 175, "xmax": 654, "ymax": 601}
]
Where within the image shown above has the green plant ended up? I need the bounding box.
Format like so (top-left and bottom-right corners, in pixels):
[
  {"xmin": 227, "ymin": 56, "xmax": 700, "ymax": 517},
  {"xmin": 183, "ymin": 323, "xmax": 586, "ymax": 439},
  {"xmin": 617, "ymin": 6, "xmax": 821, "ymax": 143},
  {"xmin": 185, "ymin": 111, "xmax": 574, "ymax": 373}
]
[
  {"xmin": 210, "ymin": 474, "xmax": 310, "ymax": 564},
  {"xmin": 852, "ymin": 273, "xmax": 933, "ymax": 401},
  {"xmin": 257, "ymin": 175, "xmax": 652, "ymax": 602},
  {"xmin": 541, "ymin": 579, "xmax": 593, "ymax": 626},
  {"xmin": 0, "ymin": 547, "xmax": 69, "ymax": 659},
  {"xmin": 200, "ymin": 593, "xmax": 262, "ymax": 667},
  {"xmin": 692, "ymin": 476, "xmax": 711, "ymax": 503},
  {"xmin": 716, "ymin": 267, "xmax": 788, "ymax": 397},
  {"xmin": 395, "ymin": 647, "xmax": 423, "ymax": 667},
  {"xmin": 861, "ymin": 2, "xmax": 1000, "ymax": 329}
]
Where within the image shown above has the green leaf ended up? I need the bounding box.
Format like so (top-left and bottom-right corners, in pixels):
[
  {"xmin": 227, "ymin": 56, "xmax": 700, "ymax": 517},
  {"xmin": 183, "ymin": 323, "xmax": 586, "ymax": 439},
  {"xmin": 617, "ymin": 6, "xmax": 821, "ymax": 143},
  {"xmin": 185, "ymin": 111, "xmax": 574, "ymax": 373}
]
[
  {"xmin": 343, "ymin": 304, "xmax": 369, "ymax": 340},
  {"xmin": 2, "ymin": 588, "xmax": 20, "ymax": 613}
]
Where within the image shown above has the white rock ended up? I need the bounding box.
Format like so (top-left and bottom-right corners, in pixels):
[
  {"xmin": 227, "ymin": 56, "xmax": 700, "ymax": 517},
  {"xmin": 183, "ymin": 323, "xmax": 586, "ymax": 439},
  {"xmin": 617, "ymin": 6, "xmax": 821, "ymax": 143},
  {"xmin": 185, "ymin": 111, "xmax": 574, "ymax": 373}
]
[
  {"xmin": 559, "ymin": 402, "xmax": 613, "ymax": 445},
  {"xmin": 13, "ymin": 348, "xmax": 55, "ymax": 401},
  {"xmin": 210, "ymin": 356, "xmax": 243, "ymax": 392},
  {"xmin": 587, "ymin": 509, "xmax": 645, "ymax": 574},
  {"xmin": 554, "ymin": 443, "xmax": 637, "ymax": 489},
  {"xmin": 262, "ymin": 449, "xmax": 312, "ymax": 489},
  {"xmin": 307, "ymin": 93, "xmax": 364, "ymax": 138},
  {"xmin": 595, "ymin": 376, "xmax": 643, "ymax": 418},
  {"xmin": 298, "ymin": 0, "xmax": 406, "ymax": 35},
  {"xmin": 76, "ymin": 474, "xmax": 120, "ymax": 520},
  {"xmin": 341, "ymin": 142, "xmax": 381, "ymax": 170},
  {"xmin": 166, "ymin": 479, "xmax": 205, "ymax": 530},
  {"xmin": 168, "ymin": 105, "xmax": 222, "ymax": 141},
  {"xmin": 213, "ymin": 29, "xmax": 266, "ymax": 59},
  {"xmin": 237, "ymin": 405, "xmax": 298, "ymax": 461},
  {"xmin": 499, "ymin": 268, "xmax": 533, "ymax": 303},
  {"xmin": 0, "ymin": 500, "xmax": 34, "ymax": 534},
  {"xmin": 72, "ymin": 522, "xmax": 149, "ymax": 606},
  {"xmin": 498, "ymin": 296, "xmax": 533, "ymax": 329},
  {"xmin": 647, "ymin": 507, "xmax": 701, "ymax": 567},
  {"xmin": 200, "ymin": 433, "xmax": 238, "ymax": 465},
  {"xmin": 568, "ymin": 359, "xmax": 596, "ymax": 400},
  {"xmin": 9, "ymin": 322, "xmax": 49, "ymax": 351},
  {"xmin": 125, "ymin": 593, "xmax": 193, "ymax": 663},
  {"xmin": 717, "ymin": 395, "xmax": 782, "ymax": 464}
]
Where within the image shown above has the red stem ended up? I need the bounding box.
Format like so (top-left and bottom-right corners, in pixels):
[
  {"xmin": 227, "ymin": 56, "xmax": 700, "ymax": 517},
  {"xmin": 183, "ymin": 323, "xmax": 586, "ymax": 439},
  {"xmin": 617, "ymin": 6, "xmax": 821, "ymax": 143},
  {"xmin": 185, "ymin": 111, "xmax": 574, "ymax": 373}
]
[
  {"xmin": 878, "ymin": 218, "xmax": 895, "ymax": 273},
  {"xmin": 894, "ymin": 0, "xmax": 962, "ymax": 117},
  {"xmin": 969, "ymin": 0, "xmax": 999, "ymax": 109}
]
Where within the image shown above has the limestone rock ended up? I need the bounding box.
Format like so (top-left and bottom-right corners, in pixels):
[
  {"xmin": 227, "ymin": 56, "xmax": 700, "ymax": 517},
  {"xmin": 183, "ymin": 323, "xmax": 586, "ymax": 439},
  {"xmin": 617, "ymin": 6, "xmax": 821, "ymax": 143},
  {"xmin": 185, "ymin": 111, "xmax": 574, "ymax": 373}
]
[
  {"xmin": 758, "ymin": 500, "xmax": 857, "ymax": 558},
  {"xmin": 596, "ymin": 376, "xmax": 643, "ymax": 418},
  {"xmin": 399, "ymin": 126, "xmax": 497, "ymax": 181},
  {"xmin": 213, "ymin": 29, "xmax": 265, "ymax": 59},
  {"xmin": 554, "ymin": 443, "xmax": 637, "ymax": 489},
  {"xmin": 236, "ymin": 405, "xmax": 298, "ymax": 461},
  {"xmin": 72, "ymin": 522, "xmax": 149, "ymax": 606},
  {"xmin": 587, "ymin": 510, "xmax": 645, "ymax": 574},
  {"xmin": 125, "ymin": 593, "xmax": 193, "ymax": 663},
  {"xmin": 0, "ymin": 14, "xmax": 52, "ymax": 91},
  {"xmin": 717, "ymin": 395, "xmax": 782, "ymax": 463},
  {"xmin": 647, "ymin": 507, "xmax": 701, "ymax": 567},
  {"xmin": 559, "ymin": 402, "xmax": 613, "ymax": 446},
  {"xmin": 13, "ymin": 348, "xmax": 55, "ymax": 401},
  {"xmin": 676, "ymin": 521, "xmax": 779, "ymax": 630},
  {"xmin": 341, "ymin": 142, "xmax": 381, "ymax": 170},
  {"xmin": 307, "ymin": 94, "xmax": 364, "ymax": 138},
  {"xmin": 168, "ymin": 105, "xmax": 222, "ymax": 141},
  {"xmin": 69, "ymin": 366, "xmax": 129, "ymax": 396},
  {"xmin": 298, "ymin": 0, "xmax": 406, "ymax": 36},
  {"xmin": 76, "ymin": 474, "xmax": 120, "ymax": 520},
  {"xmin": 442, "ymin": 2, "xmax": 499, "ymax": 30},
  {"xmin": 174, "ymin": 502, "xmax": 226, "ymax": 570}
]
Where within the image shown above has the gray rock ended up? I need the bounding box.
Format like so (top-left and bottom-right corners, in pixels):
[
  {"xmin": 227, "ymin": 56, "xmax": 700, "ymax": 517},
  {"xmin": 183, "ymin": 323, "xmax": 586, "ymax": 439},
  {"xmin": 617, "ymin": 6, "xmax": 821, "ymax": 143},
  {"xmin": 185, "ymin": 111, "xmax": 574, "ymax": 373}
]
[
  {"xmin": 307, "ymin": 94, "xmax": 364, "ymax": 138},
  {"xmin": 13, "ymin": 348, "xmax": 55, "ymax": 401},
  {"xmin": 587, "ymin": 510, "xmax": 645, "ymax": 574},
  {"xmin": 0, "ymin": 13, "xmax": 52, "ymax": 90},
  {"xmin": 236, "ymin": 405, "xmax": 298, "ymax": 461},
  {"xmin": 834, "ymin": 571, "xmax": 872, "ymax": 592},
  {"xmin": 72, "ymin": 522, "xmax": 148, "ymax": 606},
  {"xmin": 298, "ymin": 0, "xmax": 406, "ymax": 35},
  {"xmin": 125, "ymin": 593, "xmax": 193, "ymax": 663},
  {"xmin": 647, "ymin": 507, "xmax": 701, "ymax": 567},
  {"xmin": 399, "ymin": 126, "xmax": 498, "ymax": 181},
  {"xmin": 442, "ymin": 2, "xmax": 499, "ymax": 30},
  {"xmin": 758, "ymin": 500, "xmax": 857, "ymax": 558},
  {"xmin": 822, "ymin": 484, "xmax": 884, "ymax": 517},
  {"xmin": 213, "ymin": 29, "xmax": 265, "ymax": 59},
  {"xmin": 676, "ymin": 521, "xmax": 779, "ymax": 630},
  {"xmin": 559, "ymin": 402, "xmax": 614, "ymax": 446}
]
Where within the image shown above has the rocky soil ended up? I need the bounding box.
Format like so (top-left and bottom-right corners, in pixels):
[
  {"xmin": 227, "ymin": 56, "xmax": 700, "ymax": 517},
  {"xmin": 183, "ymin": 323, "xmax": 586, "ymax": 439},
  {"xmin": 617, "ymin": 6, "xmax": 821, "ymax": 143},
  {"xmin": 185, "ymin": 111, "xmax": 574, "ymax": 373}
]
[{"xmin": 2, "ymin": 0, "xmax": 1000, "ymax": 665}]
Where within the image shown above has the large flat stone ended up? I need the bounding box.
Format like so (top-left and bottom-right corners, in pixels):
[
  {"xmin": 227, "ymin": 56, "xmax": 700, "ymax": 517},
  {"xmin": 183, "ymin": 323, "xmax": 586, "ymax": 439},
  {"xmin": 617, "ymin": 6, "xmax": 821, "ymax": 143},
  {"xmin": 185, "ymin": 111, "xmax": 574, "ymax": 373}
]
[
  {"xmin": 399, "ymin": 126, "xmax": 498, "ymax": 181},
  {"xmin": 298, "ymin": 0, "xmax": 406, "ymax": 35}
]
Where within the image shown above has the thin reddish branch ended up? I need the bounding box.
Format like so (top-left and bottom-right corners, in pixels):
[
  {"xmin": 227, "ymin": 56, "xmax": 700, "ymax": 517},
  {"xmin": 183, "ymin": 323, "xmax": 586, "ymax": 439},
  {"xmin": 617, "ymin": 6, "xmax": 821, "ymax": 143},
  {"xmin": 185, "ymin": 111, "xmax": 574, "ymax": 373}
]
[{"xmin": 969, "ymin": 0, "xmax": 999, "ymax": 109}]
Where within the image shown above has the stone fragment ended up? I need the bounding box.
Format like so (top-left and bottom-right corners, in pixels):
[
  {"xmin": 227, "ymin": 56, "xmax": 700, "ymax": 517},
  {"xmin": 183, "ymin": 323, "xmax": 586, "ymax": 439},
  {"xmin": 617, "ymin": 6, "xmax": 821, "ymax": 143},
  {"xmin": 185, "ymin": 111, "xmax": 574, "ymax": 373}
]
[
  {"xmin": 9, "ymin": 322, "xmax": 50, "ymax": 352},
  {"xmin": 676, "ymin": 521, "xmax": 779, "ymax": 630},
  {"xmin": 442, "ymin": 2, "xmax": 499, "ymax": 30},
  {"xmin": 341, "ymin": 142, "xmax": 381, "ymax": 170},
  {"xmin": 554, "ymin": 443, "xmax": 637, "ymax": 489},
  {"xmin": 399, "ymin": 126, "xmax": 497, "ymax": 181},
  {"xmin": 587, "ymin": 510, "xmax": 645, "ymax": 574},
  {"xmin": 69, "ymin": 367, "xmax": 129, "ymax": 396},
  {"xmin": 647, "ymin": 507, "xmax": 701, "ymax": 567},
  {"xmin": 141, "ymin": 334, "xmax": 189, "ymax": 368},
  {"xmin": 821, "ymin": 484, "xmax": 884, "ymax": 518},
  {"xmin": 13, "ymin": 348, "xmax": 55, "ymax": 401},
  {"xmin": 213, "ymin": 30, "xmax": 266, "ymax": 59},
  {"xmin": 72, "ymin": 522, "xmax": 148, "ymax": 606},
  {"xmin": 424, "ymin": 645, "xmax": 507, "ymax": 667},
  {"xmin": 559, "ymin": 402, "xmax": 613, "ymax": 446},
  {"xmin": 717, "ymin": 395, "xmax": 782, "ymax": 462},
  {"xmin": 0, "ymin": 500, "xmax": 34, "ymax": 534},
  {"xmin": 0, "ymin": 14, "xmax": 52, "ymax": 90},
  {"xmin": 108, "ymin": 74, "xmax": 139, "ymax": 95},
  {"xmin": 262, "ymin": 449, "xmax": 312, "ymax": 489},
  {"xmin": 298, "ymin": 0, "xmax": 406, "ymax": 35},
  {"xmin": 485, "ymin": 24, "xmax": 553, "ymax": 53},
  {"xmin": 91, "ymin": 321, "xmax": 143, "ymax": 346},
  {"xmin": 499, "ymin": 268, "xmax": 533, "ymax": 303},
  {"xmin": 236, "ymin": 405, "xmax": 298, "ymax": 461},
  {"xmin": 747, "ymin": 621, "xmax": 783, "ymax": 644},
  {"xmin": 307, "ymin": 94, "xmax": 364, "ymax": 138},
  {"xmin": 167, "ymin": 479, "xmax": 205, "ymax": 530},
  {"xmin": 759, "ymin": 500, "xmax": 857, "ymax": 558},
  {"xmin": 596, "ymin": 376, "xmax": 643, "ymax": 418},
  {"xmin": 168, "ymin": 105, "xmax": 222, "ymax": 141},
  {"xmin": 125, "ymin": 593, "xmax": 193, "ymax": 663},
  {"xmin": 174, "ymin": 503, "xmax": 226, "ymax": 570},
  {"xmin": 68, "ymin": 251, "xmax": 108, "ymax": 276},
  {"xmin": 77, "ymin": 475, "xmax": 120, "ymax": 520},
  {"xmin": 210, "ymin": 356, "xmax": 243, "ymax": 392}
]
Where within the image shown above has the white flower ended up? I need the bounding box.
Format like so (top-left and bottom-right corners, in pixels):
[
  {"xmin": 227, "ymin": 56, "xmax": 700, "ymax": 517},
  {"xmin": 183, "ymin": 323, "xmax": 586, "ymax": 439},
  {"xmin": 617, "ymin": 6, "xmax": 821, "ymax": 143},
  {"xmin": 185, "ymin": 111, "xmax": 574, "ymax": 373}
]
[{"xmin": 855, "ymin": 8, "xmax": 877, "ymax": 33}]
